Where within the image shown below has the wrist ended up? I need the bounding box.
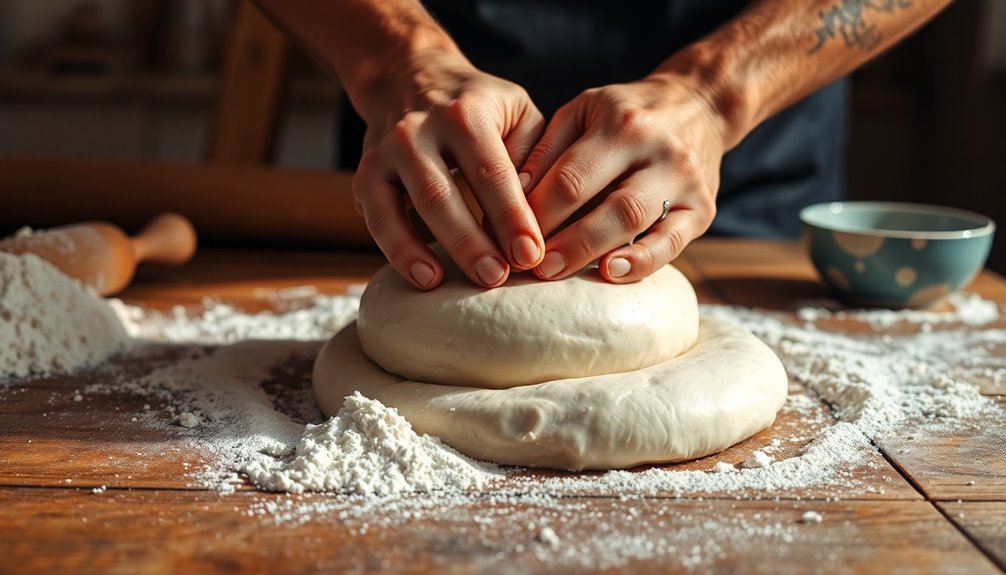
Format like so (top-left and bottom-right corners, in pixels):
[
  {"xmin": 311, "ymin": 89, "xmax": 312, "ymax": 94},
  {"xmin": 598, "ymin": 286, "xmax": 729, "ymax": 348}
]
[{"xmin": 650, "ymin": 37, "xmax": 756, "ymax": 151}]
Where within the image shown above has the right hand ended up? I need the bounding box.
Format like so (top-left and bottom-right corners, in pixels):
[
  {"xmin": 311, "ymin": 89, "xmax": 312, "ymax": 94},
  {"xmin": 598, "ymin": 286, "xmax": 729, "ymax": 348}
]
[{"xmin": 352, "ymin": 51, "xmax": 547, "ymax": 289}]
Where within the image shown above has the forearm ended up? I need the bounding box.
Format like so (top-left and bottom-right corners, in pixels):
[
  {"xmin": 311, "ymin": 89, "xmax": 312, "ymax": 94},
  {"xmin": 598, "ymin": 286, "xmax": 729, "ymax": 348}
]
[
  {"xmin": 254, "ymin": 0, "xmax": 464, "ymax": 117},
  {"xmin": 655, "ymin": 0, "xmax": 952, "ymax": 150}
]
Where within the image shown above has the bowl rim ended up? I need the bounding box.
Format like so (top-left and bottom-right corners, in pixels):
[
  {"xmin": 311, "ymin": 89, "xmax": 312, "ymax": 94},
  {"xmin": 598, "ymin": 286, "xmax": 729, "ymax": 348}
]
[{"xmin": 800, "ymin": 201, "xmax": 996, "ymax": 240}]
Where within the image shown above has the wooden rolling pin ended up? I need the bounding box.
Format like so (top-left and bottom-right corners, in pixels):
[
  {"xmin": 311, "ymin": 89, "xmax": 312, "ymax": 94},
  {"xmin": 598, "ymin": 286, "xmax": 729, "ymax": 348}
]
[
  {"xmin": 0, "ymin": 156, "xmax": 371, "ymax": 247},
  {"xmin": 0, "ymin": 213, "xmax": 197, "ymax": 296}
]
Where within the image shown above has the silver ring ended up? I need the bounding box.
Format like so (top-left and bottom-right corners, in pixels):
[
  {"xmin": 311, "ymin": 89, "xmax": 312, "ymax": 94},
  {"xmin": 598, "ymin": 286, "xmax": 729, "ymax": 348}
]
[{"xmin": 656, "ymin": 199, "xmax": 671, "ymax": 223}]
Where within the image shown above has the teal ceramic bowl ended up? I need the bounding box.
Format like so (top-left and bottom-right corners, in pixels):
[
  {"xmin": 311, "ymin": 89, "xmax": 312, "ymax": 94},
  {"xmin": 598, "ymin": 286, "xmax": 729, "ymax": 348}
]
[{"xmin": 800, "ymin": 202, "xmax": 995, "ymax": 308}]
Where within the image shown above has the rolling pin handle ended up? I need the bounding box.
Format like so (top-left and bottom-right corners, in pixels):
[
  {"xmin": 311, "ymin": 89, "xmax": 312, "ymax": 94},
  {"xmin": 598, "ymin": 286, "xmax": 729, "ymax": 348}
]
[{"xmin": 130, "ymin": 213, "xmax": 198, "ymax": 266}]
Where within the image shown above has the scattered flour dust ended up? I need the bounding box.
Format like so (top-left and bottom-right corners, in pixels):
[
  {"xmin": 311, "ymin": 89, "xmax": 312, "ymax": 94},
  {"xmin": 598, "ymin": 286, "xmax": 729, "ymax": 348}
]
[
  {"xmin": 4, "ymin": 255, "xmax": 1006, "ymax": 570},
  {"xmin": 109, "ymin": 290, "xmax": 361, "ymax": 343},
  {"xmin": 0, "ymin": 252, "xmax": 130, "ymax": 378},
  {"xmin": 795, "ymin": 291, "xmax": 1000, "ymax": 329}
]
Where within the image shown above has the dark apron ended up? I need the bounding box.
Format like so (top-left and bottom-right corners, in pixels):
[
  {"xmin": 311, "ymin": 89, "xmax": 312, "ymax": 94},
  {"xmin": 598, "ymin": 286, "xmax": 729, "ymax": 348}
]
[{"xmin": 339, "ymin": 0, "xmax": 847, "ymax": 239}]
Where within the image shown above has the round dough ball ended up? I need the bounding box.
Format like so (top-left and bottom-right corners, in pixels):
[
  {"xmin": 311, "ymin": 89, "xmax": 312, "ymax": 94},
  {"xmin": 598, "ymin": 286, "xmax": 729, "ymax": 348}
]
[
  {"xmin": 357, "ymin": 262, "xmax": 698, "ymax": 389},
  {"xmin": 313, "ymin": 318, "xmax": 788, "ymax": 470}
]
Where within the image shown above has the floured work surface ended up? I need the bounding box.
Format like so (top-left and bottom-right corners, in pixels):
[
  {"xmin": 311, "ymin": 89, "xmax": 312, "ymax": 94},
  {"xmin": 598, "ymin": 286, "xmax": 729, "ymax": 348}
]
[{"xmin": 1, "ymin": 241, "xmax": 1005, "ymax": 574}]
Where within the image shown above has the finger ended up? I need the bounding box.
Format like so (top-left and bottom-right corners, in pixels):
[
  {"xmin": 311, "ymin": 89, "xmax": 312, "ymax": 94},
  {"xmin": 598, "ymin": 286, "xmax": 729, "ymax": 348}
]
[
  {"xmin": 353, "ymin": 170, "xmax": 443, "ymax": 290},
  {"xmin": 395, "ymin": 149, "xmax": 511, "ymax": 288},
  {"xmin": 519, "ymin": 103, "xmax": 579, "ymax": 195},
  {"xmin": 599, "ymin": 208, "xmax": 711, "ymax": 283},
  {"xmin": 526, "ymin": 131, "xmax": 634, "ymax": 238},
  {"xmin": 534, "ymin": 173, "xmax": 668, "ymax": 280},
  {"xmin": 447, "ymin": 116, "xmax": 545, "ymax": 270},
  {"xmin": 503, "ymin": 101, "xmax": 546, "ymax": 185}
]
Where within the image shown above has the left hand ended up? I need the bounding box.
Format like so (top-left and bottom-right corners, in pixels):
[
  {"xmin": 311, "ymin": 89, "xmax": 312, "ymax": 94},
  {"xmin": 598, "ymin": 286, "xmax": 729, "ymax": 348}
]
[{"xmin": 520, "ymin": 74, "xmax": 727, "ymax": 283}]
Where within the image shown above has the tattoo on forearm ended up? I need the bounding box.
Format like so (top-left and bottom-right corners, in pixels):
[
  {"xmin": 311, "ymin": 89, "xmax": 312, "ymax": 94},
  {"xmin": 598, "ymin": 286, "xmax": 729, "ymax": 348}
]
[{"xmin": 809, "ymin": 0, "xmax": 912, "ymax": 54}]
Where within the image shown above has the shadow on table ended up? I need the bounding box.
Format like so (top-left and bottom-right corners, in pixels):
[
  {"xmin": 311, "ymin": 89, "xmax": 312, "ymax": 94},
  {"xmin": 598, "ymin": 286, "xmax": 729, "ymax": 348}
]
[{"xmin": 704, "ymin": 276, "xmax": 833, "ymax": 311}]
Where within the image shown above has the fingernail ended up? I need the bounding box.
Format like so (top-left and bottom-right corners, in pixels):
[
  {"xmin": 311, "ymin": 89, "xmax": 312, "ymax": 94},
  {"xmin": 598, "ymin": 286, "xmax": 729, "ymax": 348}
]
[
  {"xmin": 608, "ymin": 257, "xmax": 631, "ymax": 278},
  {"xmin": 511, "ymin": 234, "xmax": 541, "ymax": 267},
  {"xmin": 410, "ymin": 261, "xmax": 436, "ymax": 287},
  {"xmin": 475, "ymin": 255, "xmax": 506, "ymax": 286},
  {"xmin": 537, "ymin": 251, "xmax": 566, "ymax": 278},
  {"xmin": 519, "ymin": 172, "xmax": 531, "ymax": 192}
]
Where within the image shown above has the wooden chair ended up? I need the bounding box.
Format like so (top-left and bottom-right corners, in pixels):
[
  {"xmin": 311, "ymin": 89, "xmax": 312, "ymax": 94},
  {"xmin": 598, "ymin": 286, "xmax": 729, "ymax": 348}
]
[{"xmin": 207, "ymin": 0, "xmax": 289, "ymax": 165}]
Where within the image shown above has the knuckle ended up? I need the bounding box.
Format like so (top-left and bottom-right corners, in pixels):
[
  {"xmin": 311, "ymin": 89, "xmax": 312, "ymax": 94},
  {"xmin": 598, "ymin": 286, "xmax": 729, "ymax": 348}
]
[
  {"xmin": 613, "ymin": 108, "xmax": 652, "ymax": 141},
  {"xmin": 488, "ymin": 202, "xmax": 529, "ymax": 229},
  {"xmin": 413, "ymin": 178, "xmax": 453, "ymax": 212},
  {"xmin": 351, "ymin": 167, "xmax": 379, "ymax": 206},
  {"xmin": 351, "ymin": 173, "xmax": 368, "ymax": 204},
  {"xmin": 663, "ymin": 225, "xmax": 689, "ymax": 260},
  {"xmin": 552, "ymin": 100, "xmax": 576, "ymax": 122},
  {"xmin": 442, "ymin": 96, "xmax": 467, "ymax": 120},
  {"xmin": 364, "ymin": 203, "xmax": 396, "ymax": 236},
  {"xmin": 571, "ymin": 230, "xmax": 599, "ymax": 261},
  {"xmin": 633, "ymin": 246, "xmax": 657, "ymax": 275},
  {"xmin": 472, "ymin": 159, "xmax": 513, "ymax": 191},
  {"xmin": 583, "ymin": 86, "xmax": 611, "ymax": 106},
  {"xmin": 674, "ymin": 149, "xmax": 702, "ymax": 181},
  {"xmin": 609, "ymin": 193, "xmax": 649, "ymax": 232},
  {"xmin": 553, "ymin": 164, "xmax": 588, "ymax": 204},
  {"xmin": 391, "ymin": 115, "xmax": 421, "ymax": 145},
  {"xmin": 513, "ymin": 85, "xmax": 535, "ymax": 105},
  {"xmin": 696, "ymin": 194, "xmax": 717, "ymax": 227},
  {"xmin": 444, "ymin": 94, "xmax": 484, "ymax": 127},
  {"xmin": 381, "ymin": 238, "xmax": 411, "ymax": 265},
  {"xmin": 525, "ymin": 140, "xmax": 556, "ymax": 168},
  {"xmin": 448, "ymin": 230, "xmax": 480, "ymax": 257}
]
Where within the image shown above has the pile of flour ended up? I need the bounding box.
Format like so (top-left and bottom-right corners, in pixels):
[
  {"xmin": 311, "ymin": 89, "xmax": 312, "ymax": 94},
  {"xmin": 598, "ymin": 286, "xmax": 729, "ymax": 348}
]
[
  {"xmin": 245, "ymin": 392, "xmax": 503, "ymax": 494},
  {"xmin": 0, "ymin": 252, "xmax": 130, "ymax": 378}
]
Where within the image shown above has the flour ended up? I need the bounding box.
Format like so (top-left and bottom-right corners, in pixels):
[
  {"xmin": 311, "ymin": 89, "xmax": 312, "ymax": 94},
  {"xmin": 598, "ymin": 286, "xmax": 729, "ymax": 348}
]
[
  {"xmin": 244, "ymin": 392, "xmax": 503, "ymax": 495},
  {"xmin": 743, "ymin": 450, "xmax": 773, "ymax": 469},
  {"xmin": 796, "ymin": 291, "xmax": 1001, "ymax": 328},
  {"xmin": 0, "ymin": 252, "xmax": 130, "ymax": 378},
  {"xmin": 110, "ymin": 294, "xmax": 360, "ymax": 343},
  {"xmin": 177, "ymin": 411, "xmax": 201, "ymax": 428},
  {"xmin": 711, "ymin": 461, "xmax": 735, "ymax": 473},
  {"xmin": 702, "ymin": 304, "xmax": 1004, "ymax": 440},
  {"xmin": 537, "ymin": 526, "xmax": 561, "ymax": 549},
  {"xmin": 800, "ymin": 511, "xmax": 823, "ymax": 524}
]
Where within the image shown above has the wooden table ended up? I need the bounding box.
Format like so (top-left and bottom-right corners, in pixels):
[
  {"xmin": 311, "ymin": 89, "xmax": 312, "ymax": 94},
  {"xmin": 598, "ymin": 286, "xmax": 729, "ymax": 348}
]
[{"xmin": 2, "ymin": 238, "xmax": 1005, "ymax": 574}]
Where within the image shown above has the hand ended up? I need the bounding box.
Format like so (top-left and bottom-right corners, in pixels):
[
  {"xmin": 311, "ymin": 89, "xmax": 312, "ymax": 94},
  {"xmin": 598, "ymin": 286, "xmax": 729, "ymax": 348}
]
[
  {"xmin": 352, "ymin": 52, "xmax": 547, "ymax": 290},
  {"xmin": 520, "ymin": 74, "xmax": 726, "ymax": 283}
]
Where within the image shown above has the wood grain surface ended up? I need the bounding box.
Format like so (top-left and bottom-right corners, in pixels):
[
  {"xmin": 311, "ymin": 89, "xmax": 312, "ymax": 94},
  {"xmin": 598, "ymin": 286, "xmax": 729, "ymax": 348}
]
[
  {"xmin": 1, "ymin": 238, "xmax": 1004, "ymax": 574},
  {"xmin": 939, "ymin": 501, "xmax": 1006, "ymax": 572},
  {"xmin": 1, "ymin": 490, "xmax": 999, "ymax": 575}
]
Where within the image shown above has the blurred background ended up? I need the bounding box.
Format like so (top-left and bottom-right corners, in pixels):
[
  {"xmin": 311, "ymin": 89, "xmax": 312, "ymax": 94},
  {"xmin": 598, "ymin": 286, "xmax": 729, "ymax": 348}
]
[{"xmin": 0, "ymin": 0, "xmax": 1003, "ymax": 271}]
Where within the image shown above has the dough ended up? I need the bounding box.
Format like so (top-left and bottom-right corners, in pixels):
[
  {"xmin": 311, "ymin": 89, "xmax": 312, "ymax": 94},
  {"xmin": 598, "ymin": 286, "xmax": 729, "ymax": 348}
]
[
  {"xmin": 358, "ymin": 262, "xmax": 698, "ymax": 389},
  {"xmin": 313, "ymin": 318, "xmax": 788, "ymax": 471}
]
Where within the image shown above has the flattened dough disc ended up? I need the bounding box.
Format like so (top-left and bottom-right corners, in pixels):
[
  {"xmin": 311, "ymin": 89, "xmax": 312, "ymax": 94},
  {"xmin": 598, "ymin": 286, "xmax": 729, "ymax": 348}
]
[{"xmin": 313, "ymin": 317, "xmax": 788, "ymax": 471}]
